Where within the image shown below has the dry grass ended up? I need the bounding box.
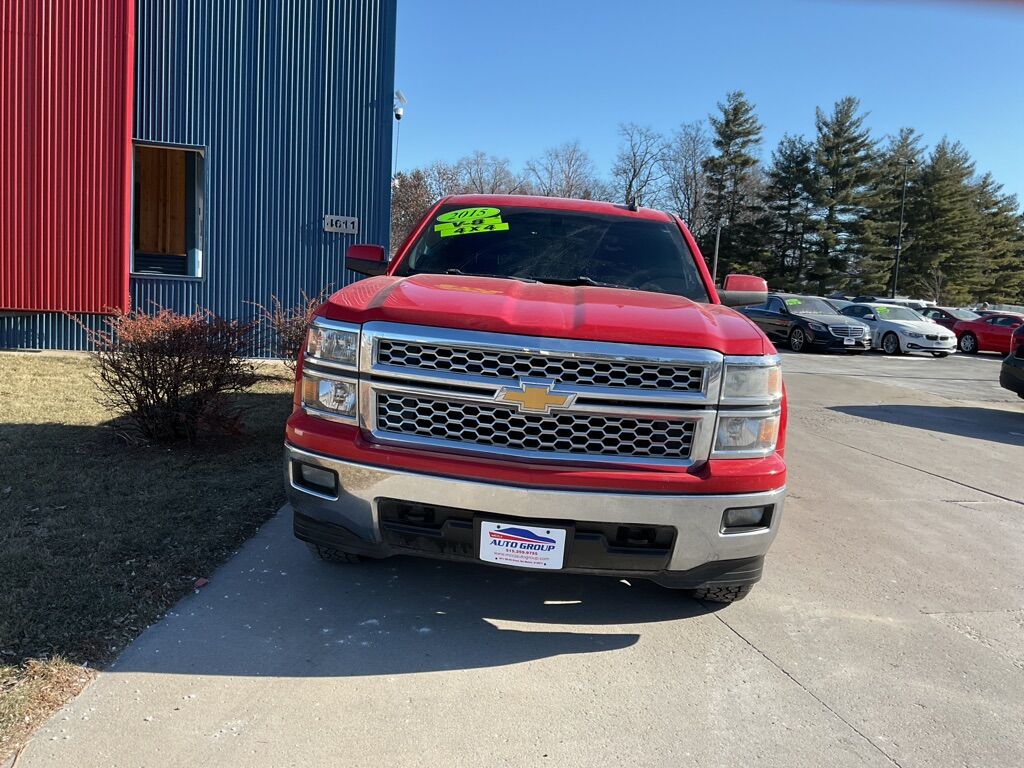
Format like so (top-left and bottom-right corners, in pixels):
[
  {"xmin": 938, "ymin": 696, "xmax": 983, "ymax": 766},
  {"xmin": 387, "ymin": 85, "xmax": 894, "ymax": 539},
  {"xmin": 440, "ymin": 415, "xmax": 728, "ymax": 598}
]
[
  {"xmin": 0, "ymin": 658, "xmax": 94, "ymax": 760},
  {"xmin": 0, "ymin": 352, "xmax": 294, "ymax": 760}
]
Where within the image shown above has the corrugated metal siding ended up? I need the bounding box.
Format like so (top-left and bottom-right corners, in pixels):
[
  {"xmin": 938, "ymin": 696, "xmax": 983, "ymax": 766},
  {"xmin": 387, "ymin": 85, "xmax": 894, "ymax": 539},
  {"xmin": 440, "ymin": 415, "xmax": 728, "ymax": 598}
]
[
  {"xmin": 1, "ymin": 0, "xmax": 395, "ymax": 353},
  {"xmin": 132, "ymin": 0, "xmax": 395, "ymax": 355},
  {"xmin": 0, "ymin": 0, "xmax": 134, "ymax": 314}
]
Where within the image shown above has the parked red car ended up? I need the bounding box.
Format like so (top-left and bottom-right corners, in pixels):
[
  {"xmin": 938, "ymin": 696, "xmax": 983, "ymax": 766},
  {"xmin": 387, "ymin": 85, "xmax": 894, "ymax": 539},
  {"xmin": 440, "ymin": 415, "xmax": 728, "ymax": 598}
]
[
  {"xmin": 919, "ymin": 306, "xmax": 979, "ymax": 332},
  {"xmin": 953, "ymin": 312, "xmax": 1024, "ymax": 354}
]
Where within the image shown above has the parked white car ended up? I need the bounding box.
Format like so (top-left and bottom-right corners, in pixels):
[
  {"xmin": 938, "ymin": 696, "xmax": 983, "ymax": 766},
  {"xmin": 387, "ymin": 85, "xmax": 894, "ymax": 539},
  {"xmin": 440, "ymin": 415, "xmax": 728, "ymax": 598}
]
[{"xmin": 839, "ymin": 303, "xmax": 956, "ymax": 357}]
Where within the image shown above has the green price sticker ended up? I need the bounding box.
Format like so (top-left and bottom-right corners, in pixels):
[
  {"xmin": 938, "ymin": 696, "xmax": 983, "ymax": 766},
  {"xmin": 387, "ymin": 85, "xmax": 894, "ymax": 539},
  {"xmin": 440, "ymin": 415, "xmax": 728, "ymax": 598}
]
[
  {"xmin": 876, "ymin": 306, "xmax": 890, "ymax": 314},
  {"xmin": 785, "ymin": 298, "xmax": 801, "ymax": 306},
  {"xmin": 435, "ymin": 207, "xmax": 510, "ymax": 238},
  {"xmin": 436, "ymin": 207, "xmax": 501, "ymax": 223},
  {"xmin": 435, "ymin": 217, "xmax": 509, "ymax": 237}
]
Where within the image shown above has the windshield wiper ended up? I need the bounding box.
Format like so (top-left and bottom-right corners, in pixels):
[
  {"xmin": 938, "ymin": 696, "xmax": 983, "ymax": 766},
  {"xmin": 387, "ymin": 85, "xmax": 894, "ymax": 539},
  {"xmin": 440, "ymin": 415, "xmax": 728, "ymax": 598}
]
[
  {"xmin": 437, "ymin": 269, "xmax": 540, "ymax": 283},
  {"xmin": 524, "ymin": 275, "xmax": 639, "ymax": 291}
]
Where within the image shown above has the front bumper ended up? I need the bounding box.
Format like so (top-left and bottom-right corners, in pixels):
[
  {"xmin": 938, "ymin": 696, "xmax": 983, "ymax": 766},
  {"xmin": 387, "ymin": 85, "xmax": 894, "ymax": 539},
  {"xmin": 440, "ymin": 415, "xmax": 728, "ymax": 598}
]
[
  {"xmin": 1000, "ymin": 355, "xmax": 1024, "ymax": 396},
  {"xmin": 809, "ymin": 333, "xmax": 871, "ymax": 352},
  {"xmin": 285, "ymin": 443, "xmax": 785, "ymax": 588},
  {"xmin": 903, "ymin": 336, "xmax": 956, "ymax": 352}
]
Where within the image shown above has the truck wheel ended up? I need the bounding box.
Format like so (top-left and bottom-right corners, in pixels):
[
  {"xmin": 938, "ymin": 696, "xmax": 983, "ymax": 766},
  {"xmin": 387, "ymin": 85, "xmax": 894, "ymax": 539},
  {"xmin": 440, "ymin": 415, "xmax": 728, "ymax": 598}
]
[
  {"xmin": 959, "ymin": 333, "xmax": 978, "ymax": 354},
  {"xmin": 881, "ymin": 332, "xmax": 902, "ymax": 355},
  {"xmin": 691, "ymin": 585, "xmax": 753, "ymax": 603},
  {"xmin": 789, "ymin": 328, "xmax": 807, "ymax": 352},
  {"xmin": 306, "ymin": 542, "xmax": 361, "ymax": 564}
]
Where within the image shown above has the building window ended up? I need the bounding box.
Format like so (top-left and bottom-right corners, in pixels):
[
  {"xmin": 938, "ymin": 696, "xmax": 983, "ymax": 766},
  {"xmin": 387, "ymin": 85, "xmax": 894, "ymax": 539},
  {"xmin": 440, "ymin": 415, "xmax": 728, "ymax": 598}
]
[{"xmin": 132, "ymin": 144, "xmax": 204, "ymax": 277}]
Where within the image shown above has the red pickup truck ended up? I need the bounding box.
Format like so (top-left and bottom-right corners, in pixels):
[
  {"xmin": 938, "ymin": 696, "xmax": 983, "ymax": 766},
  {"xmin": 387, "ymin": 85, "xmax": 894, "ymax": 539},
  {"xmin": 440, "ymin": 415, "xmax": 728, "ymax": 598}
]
[{"xmin": 285, "ymin": 195, "xmax": 787, "ymax": 602}]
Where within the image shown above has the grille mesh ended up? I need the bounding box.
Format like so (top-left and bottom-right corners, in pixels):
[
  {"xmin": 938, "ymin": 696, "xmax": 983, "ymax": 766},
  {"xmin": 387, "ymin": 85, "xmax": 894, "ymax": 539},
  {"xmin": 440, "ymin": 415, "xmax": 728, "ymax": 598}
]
[
  {"xmin": 376, "ymin": 340, "xmax": 704, "ymax": 392},
  {"xmin": 831, "ymin": 326, "xmax": 865, "ymax": 338},
  {"xmin": 376, "ymin": 393, "xmax": 695, "ymax": 459}
]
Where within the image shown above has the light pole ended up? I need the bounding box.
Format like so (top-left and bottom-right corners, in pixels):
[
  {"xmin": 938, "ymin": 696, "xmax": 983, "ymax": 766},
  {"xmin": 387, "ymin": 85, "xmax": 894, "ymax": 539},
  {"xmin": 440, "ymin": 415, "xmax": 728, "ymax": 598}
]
[
  {"xmin": 711, "ymin": 220, "xmax": 723, "ymax": 285},
  {"xmin": 891, "ymin": 158, "xmax": 915, "ymax": 298},
  {"xmin": 392, "ymin": 90, "xmax": 407, "ymax": 177}
]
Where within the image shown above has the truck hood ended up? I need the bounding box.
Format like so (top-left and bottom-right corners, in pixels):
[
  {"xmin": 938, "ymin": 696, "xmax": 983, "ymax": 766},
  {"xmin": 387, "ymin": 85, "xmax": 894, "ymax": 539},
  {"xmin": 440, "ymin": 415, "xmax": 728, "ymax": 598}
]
[{"xmin": 322, "ymin": 274, "xmax": 768, "ymax": 355}]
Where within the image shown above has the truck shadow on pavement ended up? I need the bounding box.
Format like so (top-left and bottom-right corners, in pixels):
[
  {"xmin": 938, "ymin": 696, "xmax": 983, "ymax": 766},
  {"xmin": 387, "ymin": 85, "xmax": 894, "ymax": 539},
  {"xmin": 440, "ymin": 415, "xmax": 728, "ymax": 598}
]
[
  {"xmin": 830, "ymin": 404, "xmax": 1024, "ymax": 447},
  {"xmin": 110, "ymin": 517, "xmax": 719, "ymax": 678}
]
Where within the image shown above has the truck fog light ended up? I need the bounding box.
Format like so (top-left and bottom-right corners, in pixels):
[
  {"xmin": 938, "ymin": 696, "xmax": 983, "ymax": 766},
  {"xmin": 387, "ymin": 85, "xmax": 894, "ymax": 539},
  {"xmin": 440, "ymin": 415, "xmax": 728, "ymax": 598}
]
[
  {"xmin": 722, "ymin": 505, "xmax": 772, "ymax": 530},
  {"xmin": 302, "ymin": 373, "xmax": 357, "ymax": 420},
  {"xmin": 294, "ymin": 461, "xmax": 338, "ymax": 496}
]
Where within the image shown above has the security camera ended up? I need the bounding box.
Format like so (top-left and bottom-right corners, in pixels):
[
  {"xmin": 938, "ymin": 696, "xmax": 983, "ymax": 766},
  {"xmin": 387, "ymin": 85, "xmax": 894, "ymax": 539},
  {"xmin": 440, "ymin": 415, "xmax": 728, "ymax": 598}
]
[{"xmin": 394, "ymin": 106, "xmax": 404, "ymax": 121}]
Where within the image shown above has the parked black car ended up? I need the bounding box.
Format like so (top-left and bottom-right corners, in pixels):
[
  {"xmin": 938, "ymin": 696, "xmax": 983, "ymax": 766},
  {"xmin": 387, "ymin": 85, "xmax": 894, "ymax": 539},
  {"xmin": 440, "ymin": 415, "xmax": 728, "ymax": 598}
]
[
  {"xmin": 739, "ymin": 294, "xmax": 872, "ymax": 353},
  {"xmin": 999, "ymin": 324, "xmax": 1024, "ymax": 399}
]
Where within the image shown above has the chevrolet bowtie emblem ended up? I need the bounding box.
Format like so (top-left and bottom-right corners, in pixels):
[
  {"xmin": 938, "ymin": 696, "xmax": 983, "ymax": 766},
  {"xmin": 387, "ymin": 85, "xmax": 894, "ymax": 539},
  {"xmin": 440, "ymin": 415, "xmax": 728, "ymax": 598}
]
[{"xmin": 494, "ymin": 381, "xmax": 577, "ymax": 414}]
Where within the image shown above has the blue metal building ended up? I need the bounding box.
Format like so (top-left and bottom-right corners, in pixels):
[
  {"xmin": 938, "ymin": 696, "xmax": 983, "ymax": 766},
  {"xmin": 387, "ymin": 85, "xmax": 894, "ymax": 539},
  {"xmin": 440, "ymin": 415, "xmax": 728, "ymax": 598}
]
[{"xmin": 0, "ymin": 0, "xmax": 396, "ymax": 352}]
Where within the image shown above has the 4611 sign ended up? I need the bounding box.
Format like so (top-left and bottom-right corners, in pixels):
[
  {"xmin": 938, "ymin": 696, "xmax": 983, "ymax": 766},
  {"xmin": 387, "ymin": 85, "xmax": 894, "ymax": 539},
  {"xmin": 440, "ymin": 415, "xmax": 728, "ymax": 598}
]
[{"xmin": 323, "ymin": 214, "xmax": 359, "ymax": 234}]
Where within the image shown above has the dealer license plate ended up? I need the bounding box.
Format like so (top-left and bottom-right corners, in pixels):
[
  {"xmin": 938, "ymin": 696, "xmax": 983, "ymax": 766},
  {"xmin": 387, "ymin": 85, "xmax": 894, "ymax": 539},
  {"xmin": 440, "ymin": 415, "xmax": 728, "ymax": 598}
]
[
  {"xmin": 844, "ymin": 337, "xmax": 855, "ymax": 346},
  {"xmin": 479, "ymin": 521, "xmax": 567, "ymax": 570}
]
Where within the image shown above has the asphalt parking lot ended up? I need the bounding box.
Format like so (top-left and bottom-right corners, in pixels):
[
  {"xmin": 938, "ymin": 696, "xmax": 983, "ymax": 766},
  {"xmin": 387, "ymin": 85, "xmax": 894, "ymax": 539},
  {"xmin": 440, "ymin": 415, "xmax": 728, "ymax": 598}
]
[{"xmin": 18, "ymin": 351, "xmax": 1024, "ymax": 768}]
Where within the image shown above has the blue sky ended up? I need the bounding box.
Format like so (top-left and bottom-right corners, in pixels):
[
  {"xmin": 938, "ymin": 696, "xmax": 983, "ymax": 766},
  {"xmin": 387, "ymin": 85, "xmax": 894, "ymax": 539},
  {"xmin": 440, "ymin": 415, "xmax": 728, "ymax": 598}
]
[{"xmin": 394, "ymin": 0, "xmax": 1024, "ymax": 202}]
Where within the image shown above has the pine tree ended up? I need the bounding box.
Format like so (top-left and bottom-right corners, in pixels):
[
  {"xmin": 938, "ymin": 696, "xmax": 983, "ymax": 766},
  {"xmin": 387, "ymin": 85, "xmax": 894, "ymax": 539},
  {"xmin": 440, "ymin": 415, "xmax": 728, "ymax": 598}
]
[
  {"xmin": 857, "ymin": 128, "xmax": 924, "ymax": 295},
  {"xmin": 900, "ymin": 139, "xmax": 979, "ymax": 304},
  {"xmin": 701, "ymin": 91, "xmax": 763, "ymax": 278},
  {"xmin": 972, "ymin": 174, "xmax": 1024, "ymax": 304},
  {"xmin": 762, "ymin": 134, "xmax": 816, "ymax": 289},
  {"xmin": 809, "ymin": 97, "xmax": 877, "ymax": 293}
]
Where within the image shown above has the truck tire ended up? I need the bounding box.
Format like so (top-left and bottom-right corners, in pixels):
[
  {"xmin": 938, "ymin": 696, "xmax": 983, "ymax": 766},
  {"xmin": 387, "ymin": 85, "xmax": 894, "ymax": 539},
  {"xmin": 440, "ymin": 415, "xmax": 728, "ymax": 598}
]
[
  {"xmin": 306, "ymin": 542, "xmax": 361, "ymax": 564},
  {"xmin": 691, "ymin": 585, "xmax": 753, "ymax": 603}
]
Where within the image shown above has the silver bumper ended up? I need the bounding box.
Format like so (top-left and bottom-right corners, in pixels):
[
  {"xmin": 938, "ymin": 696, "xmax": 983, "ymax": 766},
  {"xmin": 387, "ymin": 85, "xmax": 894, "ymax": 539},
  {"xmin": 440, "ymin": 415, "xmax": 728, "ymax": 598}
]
[{"xmin": 285, "ymin": 444, "xmax": 785, "ymax": 572}]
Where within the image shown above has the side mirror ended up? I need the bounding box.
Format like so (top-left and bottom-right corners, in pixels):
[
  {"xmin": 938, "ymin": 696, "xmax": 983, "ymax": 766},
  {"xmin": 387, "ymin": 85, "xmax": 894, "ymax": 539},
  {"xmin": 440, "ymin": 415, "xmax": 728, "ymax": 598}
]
[
  {"xmin": 346, "ymin": 244, "xmax": 388, "ymax": 277},
  {"xmin": 719, "ymin": 273, "xmax": 768, "ymax": 307}
]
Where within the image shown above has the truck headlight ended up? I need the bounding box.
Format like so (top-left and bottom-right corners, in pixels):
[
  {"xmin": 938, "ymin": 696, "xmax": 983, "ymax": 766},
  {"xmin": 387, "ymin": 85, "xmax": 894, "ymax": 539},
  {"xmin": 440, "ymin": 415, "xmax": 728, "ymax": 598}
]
[
  {"xmin": 713, "ymin": 412, "xmax": 780, "ymax": 456},
  {"xmin": 721, "ymin": 359, "xmax": 782, "ymax": 404},
  {"xmin": 302, "ymin": 373, "xmax": 358, "ymax": 422},
  {"xmin": 306, "ymin": 321, "xmax": 359, "ymax": 368}
]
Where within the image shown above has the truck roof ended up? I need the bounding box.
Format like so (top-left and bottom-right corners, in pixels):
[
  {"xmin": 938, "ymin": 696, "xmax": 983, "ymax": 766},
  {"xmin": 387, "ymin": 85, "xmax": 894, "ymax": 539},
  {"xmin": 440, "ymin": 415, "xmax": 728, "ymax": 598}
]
[{"xmin": 439, "ymin": 194, "xmax": 673, "ymax": 222}]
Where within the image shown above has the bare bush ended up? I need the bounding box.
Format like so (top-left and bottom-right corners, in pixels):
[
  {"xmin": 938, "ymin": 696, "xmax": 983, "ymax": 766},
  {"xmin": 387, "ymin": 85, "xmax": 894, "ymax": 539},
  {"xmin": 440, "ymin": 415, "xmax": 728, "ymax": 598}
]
[
  {"xmin": 251, "ymin": 289, "xmax": 332, "ymax": 370},
  {"xmin": 80, "ymin": 308, "xmax": 262, "ymax": 442}
]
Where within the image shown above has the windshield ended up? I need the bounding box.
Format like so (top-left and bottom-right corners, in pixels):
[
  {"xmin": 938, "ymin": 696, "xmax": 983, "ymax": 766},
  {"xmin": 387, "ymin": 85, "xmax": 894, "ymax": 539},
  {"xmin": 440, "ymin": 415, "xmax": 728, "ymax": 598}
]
[
  {"xmin": 396, "ymin": 204, "xmax": 710, "ymax": 301},
  {"xmin": 875, "ymin": 306, "xmax": 923, "ymax": 322},
  {"xmin": 783, "ymin": 296, "xmax": 839, "ymax": 316},
  {"xmin": 947, "ymin": 308, "xmax": 979, "ymax": 320}
]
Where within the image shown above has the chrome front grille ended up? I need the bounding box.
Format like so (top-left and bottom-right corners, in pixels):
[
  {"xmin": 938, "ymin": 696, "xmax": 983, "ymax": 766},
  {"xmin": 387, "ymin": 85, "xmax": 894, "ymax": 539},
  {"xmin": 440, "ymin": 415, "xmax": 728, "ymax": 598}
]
[
  {"xmin": 376, "ymin": 392, "xmax": 696, "ymax": 460},
  {"xmin": 376, "ymin": 339, "xmax": 705, "ymax": 392},
  {"xmin": 359, "ymin": 322, "xmax": 724, "ymax": 467},
  {"xmin": 831, "ymin": 325, "xmax": 865, "ymax": 338}
]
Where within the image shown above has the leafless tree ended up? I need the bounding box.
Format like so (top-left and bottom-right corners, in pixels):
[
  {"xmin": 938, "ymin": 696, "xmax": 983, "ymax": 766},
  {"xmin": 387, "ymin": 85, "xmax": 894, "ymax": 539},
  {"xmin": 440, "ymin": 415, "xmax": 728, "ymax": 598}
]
[
  {"xmin": 390, "ymin": 169, "xmax": 434, "ymax": 254},
  {"xmin": 458, "ymin": 151, "xmax": 528, "ymax": 194},
  {"xmin": 526, "ymin": 140, "xmax": 607, "ymax": 200},
  {"xmin": 918, "ymin": 266, "xmax": 946, "ymax": 303},
  {"xmin": 663, "ymin": 121, "xmax": 712, "ymax": 237},
  {"xmin": 423, "ymin": 160, "xmax": 464, "ymax": 199},
  {"xmin": 611, "ymin": 123, "xmax": 667, "ymax": 208}
]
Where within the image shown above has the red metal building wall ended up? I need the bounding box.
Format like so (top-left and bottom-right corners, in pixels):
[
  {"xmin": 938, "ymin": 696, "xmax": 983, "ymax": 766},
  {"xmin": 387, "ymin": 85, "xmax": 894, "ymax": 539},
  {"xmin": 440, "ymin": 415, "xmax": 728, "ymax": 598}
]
[{"xmin": 0, "ymin": 0, "xmax": 134, "ymax": 314}]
